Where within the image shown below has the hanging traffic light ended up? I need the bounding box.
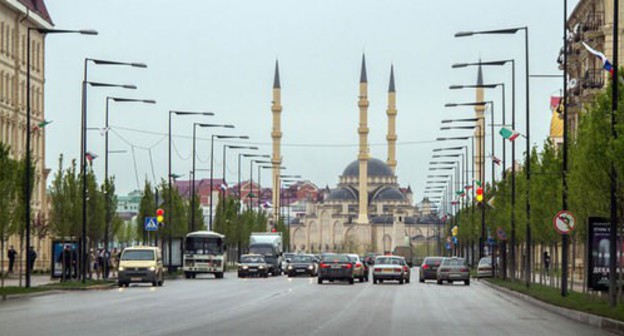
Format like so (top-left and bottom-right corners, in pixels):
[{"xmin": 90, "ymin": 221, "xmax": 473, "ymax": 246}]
[
  {"xmin": 476, "ymin": 187, "xmax": 483, "ymax": 203},
  {"xmin": 156, "ymin": 208, "xmax": 164, "ymax": 224}
]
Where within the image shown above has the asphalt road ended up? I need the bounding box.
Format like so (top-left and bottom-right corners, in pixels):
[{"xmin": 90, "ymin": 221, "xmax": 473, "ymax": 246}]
[{"xmin": 0, "ymin": 271, "xmax": 615, "ymax": 336}]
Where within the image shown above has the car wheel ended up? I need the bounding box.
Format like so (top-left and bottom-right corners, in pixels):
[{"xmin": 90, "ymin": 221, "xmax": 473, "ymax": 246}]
[
  {"xmin": 349, "ymin": 278, "xmax": 354, "ymax": 285},
  {"xmin": 437, "ymin": 279, "xmax": 443, "ymax": 285},
  {"xmin": 399, "ymin": 278, "xmax": 404, "ymax": 285},
  {"xmin": 263, "ymin": 273, "xmax": 269, "ymax": 278},
  {"xmin": 152, "ymin": 281, "xmax": 157, "ymax": 287},
  {"xmin": 158, "ymin": 280, "xmax": 163, "ymax": 287},
  {"xmin": 288, "ymin": 274, "xmax": 293, "ymax": 278},
  {"xmin": 184, "ymin": 272, "xmax": 191, "ymax": 279},
  {"xmin": 359, "ymin": 276, "xmax": 364, "ymax": 283},
  {"xmin": 465, "ymin": 279, "xmax": 470, "ymax": 286},
  {"xmin": 419, "ymin": 278, "xmax": 425, "ymax": 283},
  {"xmin": 124, "ymin": 283, "xmax": 130, "ymax": 288},
  {"xmin": 317, "ymin": 278, "xmax": 323, "ymax": 284},
  {"xmin": 118, "ymin": 282, "xmax": 124, "ymax": 288},
  {"xmin": 379, "ymin": 279, "xmax": 383, "ymax": 284},
  {"xmin": 406, "ymin": 277, "xmax": 410, "ymax": 284}
]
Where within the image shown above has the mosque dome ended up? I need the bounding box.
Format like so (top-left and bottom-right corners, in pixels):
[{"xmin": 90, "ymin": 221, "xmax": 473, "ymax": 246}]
[
  {"xmin": 326, "ymin": 187, "xmax": 357, "ymax": 201},
  {"xmin": 342, "ymin": 158, "xmax": 394, "ymax": 177},
  {"xmin": 372, "ymin": 188, "xmax": 406, "ymax": 201}
]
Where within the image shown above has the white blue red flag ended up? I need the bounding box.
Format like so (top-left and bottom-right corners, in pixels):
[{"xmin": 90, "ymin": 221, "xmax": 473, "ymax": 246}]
[{"xmin": 582, "ymin": 42, "xmax": 614, "ymax": 74}]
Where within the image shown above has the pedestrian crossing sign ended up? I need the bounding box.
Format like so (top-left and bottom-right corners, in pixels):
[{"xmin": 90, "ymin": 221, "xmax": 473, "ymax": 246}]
[{"xmin": 144, "ymin": 217, "xmax": 158, "ymax": 231}]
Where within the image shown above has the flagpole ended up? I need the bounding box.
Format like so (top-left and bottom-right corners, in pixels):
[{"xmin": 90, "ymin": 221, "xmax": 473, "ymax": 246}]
[{"xmin": 609, "ymin": 0, "xmax": 619, "ymax": 308}]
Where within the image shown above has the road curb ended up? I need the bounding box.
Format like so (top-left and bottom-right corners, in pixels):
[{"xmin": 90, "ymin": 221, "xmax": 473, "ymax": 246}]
[
  {"xmin": 482, "ymin": 280, "xmax": 624, "ymax": 335},
  {"xmin": 0, "ymin": 290, "xmax": 63, "ymax": 302}
]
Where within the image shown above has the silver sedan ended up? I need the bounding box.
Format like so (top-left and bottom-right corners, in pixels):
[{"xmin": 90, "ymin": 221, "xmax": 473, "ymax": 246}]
[{"xmin": 436, "ymin": 257, "xmax": 470, "ymax": 285}]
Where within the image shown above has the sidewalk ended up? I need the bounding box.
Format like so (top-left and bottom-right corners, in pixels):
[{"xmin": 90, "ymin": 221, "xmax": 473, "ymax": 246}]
[{"xmin": 1, "ymin": 274, "xmax": 59, "ymax": 287}]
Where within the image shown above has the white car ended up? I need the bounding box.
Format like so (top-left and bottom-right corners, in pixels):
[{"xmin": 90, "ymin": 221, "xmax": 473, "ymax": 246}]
[{"xmin": 372, "ymin": 256, "xmax": 410, "ymax": 284}]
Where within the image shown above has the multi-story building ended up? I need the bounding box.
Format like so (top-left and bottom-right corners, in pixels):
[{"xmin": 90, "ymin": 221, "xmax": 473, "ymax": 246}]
[
  {"xmin": 0, "ymin": 0, "xmax": 53, "ymax": 271},
  {"xmin": 561, "ymin": 0, "xmax": 620, "ymax": 134}
]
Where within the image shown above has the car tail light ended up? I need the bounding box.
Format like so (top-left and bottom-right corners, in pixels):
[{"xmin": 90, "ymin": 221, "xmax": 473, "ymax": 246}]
[
  {"xmin": 355, "ymin": 262, "xmax": 362, "ymax": 268},
  {"xmin": 374, "ymin": 268, "xmax": 381, "ymax": 272},
  {"xmin": 394, "ymin": 268, "xmax": 401, "ymax": 272},
  {"xmin": 440, "ymin": 268, "xmax": 449, "ymax": 272},
  {"xmin": 320, "ymin": 263, "xmax": 330, "ymax": 269},
  {"xmin": 460, "ymin": 267, "xmax": 469, "ymax": 272},
  {"xmin": 403, "ymin": 266, "xmax": 408, "ymax": 272},
  {"xmin": 343, "ymin": 263, "xmax": 353, "ymax": 269},
  {"xmin": 422, "ymin": 264, "xmax": 429, "ymax": 270}
]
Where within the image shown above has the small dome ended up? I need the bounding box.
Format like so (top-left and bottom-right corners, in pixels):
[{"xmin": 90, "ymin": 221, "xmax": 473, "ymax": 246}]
[
  {"xmin": 342, "ymin": 158, "xmax": 394, "ymax": 177},
  {"xmin": 373, "ymin": 188, "xmax": 406, "ymax": 201},
  {"xmin": 326, "ymin": 188, "xmax": 356, "ymax": 201}
]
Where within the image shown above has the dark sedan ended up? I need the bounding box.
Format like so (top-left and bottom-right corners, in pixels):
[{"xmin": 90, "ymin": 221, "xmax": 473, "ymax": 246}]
[
  {"xmin": 238, "ymin": 254, "xmax": 269, "ymax": 278},
  {"xmin": 419, "ymin": 256, "xmax": 444, "ymax": 283},
  {"xmin": 318, "ymin": 254, "xmax": 354, "ymax": 285},
  {"xmin": 286, "ymin": 254, "xmax": 318, "ymax": 277}
]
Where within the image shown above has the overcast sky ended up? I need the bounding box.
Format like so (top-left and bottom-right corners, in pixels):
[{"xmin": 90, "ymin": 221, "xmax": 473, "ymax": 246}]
[{"xmin": 43, "ymin": 0, "xmax": 576, "ymax": 202}]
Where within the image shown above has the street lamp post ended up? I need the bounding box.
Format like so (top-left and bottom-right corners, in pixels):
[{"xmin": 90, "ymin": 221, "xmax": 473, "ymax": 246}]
[
  {"xmin": 191, "ymin": 123, "xmax": 233, "ymax": 232},
  {"xmin": 249, "ymin": 160, "xmax": 272, "ymax": 210},
  {"xmin": 80, "ymin": 58, "xmax": 144, "ymax": 283},
  {"xmin": 258, "ymin": 165, "xmax": 285, "ymax": 213},
  {"xmin": 168, "ymin": 111, "xmax": 213, "ymax": 272},
  {"xmin": 453, "ymin": 59, "xmax": 516, "ymax": 278},
  {"xmin": 24, "ymin": 27, "xmax": 97, "ymax": 288},
  {"xmin": 222, "ymin": 145, "xmax": 258, "ymax": 214},
  {"xmin": 456, "ymin": 26, "xmax": 530, "ymax": 286},
  {"xmin": 104, "ymin": 97, "xmax": 155, "ymax": 262},
  {"xmin": 209, "ymin": 135, "xmax": 248, "ymax": 231}
]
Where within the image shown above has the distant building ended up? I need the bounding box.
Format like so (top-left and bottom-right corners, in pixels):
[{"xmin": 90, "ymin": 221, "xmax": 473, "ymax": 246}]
[
  {"xmin": 287, "ymin": 57, "xmax": 439, "ymax": 254},
  {"xmin": 116, "ymin": 190, "xmax": 142, "ymax": 221}
]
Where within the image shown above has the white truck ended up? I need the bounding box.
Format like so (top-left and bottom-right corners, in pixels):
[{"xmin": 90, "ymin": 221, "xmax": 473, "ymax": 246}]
[{"xmin": 248, "ymin": 232, "xmax": 283, "ymax": 276}]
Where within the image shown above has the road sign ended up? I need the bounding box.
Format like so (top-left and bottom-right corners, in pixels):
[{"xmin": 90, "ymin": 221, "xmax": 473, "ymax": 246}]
[
  {"xmin": 144, "ymin": 217, "xmax": 158, "ymax": 231},
  {"xmin": 553, "ymin": 210, "xmax": 576, "ymax": 234},
  {"xmin": 496, "ymin": 227, "xmax": 507, "ymax": 241}
]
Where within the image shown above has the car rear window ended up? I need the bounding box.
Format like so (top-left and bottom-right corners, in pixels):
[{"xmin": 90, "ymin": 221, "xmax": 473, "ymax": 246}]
[
  {"xmin": 322, "ymin": 255, "xmax": 349, "ymax": 263},
  {"xmin": 121, "ymin": 250, "xmax": 154, "ymax": 261},
  {"xmin": 376, "ymin": 257, "xmax": 403, "ymax": 265},
  {"xmin": 442, "ymin": 258, "xmax": 466, "ymax": 266},
  {"xmin": 425, "ymin": 258, "xmax": 443, "ymax": 265},
  {"xmin": 479, "ymin": 258, "xmax": 491, "ymax": 265}
]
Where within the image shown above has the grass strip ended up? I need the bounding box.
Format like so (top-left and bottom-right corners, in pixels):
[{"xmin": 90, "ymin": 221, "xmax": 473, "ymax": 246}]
[{"xmin": 487, "ymin": 278, "xmax": 624, "ymax": 322}]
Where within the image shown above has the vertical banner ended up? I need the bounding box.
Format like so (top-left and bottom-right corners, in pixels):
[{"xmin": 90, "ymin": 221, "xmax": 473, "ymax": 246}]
[{"xmin": 587, "ymin": 217, "xmax": 622, "ymax": 291}]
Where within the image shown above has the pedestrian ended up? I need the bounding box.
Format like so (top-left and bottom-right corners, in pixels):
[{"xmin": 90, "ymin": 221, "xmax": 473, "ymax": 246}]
[
  {"xmin": 110, "ymin": 248, "xmax": 119, "ymax": 278},
  {"xmin": 58, "ymin": 245, "xmax": 71, "ymax": 280},
  {"xmin": 96, "ymin": 248, "xmax": 103, "ymax": 280},
  {"xmin": 7, "ymin": 245, "xmax": 16, "ymax": 274},
  {"xmin": 544, "ymin": 251, "xmax": 551, "ymax": 274},
  {"xmin": 27, "ymin": 246, "xmax": 37, "ymax": 273},
  {"xmin": 71, "ymin": 247, "xmax": 79, "ymax": 279},
  {"xmin": 88, "ymin": 248, "xmax": 96, "ymax": 280}
]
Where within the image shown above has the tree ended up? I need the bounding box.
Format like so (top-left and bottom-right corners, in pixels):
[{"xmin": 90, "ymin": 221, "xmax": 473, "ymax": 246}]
[
  {"xmin": 137, "ymin": 180, "xmax": 155, "ymax": 242},
  {"xmin": 0, "ymin": 143, "xmax": 18, "ymax": 287}
]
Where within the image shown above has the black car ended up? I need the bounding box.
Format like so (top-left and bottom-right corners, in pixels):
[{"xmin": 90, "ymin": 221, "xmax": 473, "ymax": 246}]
[
  {"xmin": 419, "ymin": 256, "xmax": 444, "ymax": 283},
  {"xmin": 318, "ymin": 254, "xmax": 354, "ymax": 285},
  {"xmin": 238, "ymin": 254, "xmax": 269, "ymax": 278},
  {"xmin": 286, "ymin": 254, "xmax": 318, "ymax": 277}
]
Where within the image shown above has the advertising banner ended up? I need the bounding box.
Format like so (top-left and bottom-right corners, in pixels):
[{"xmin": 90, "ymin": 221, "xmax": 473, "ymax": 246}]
[{"xmin": 587, "ymin": 217, "xmax": 622, "ymax": 291}]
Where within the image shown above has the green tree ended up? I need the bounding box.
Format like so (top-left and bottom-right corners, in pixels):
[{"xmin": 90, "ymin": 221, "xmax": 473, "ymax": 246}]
[
  {"xmin": 0, "ymin": 143, "xmax": 18, "ymax": 287},
  {"xmin": 137, "ymin": 180, "xmax": 155, "ymax": 241}
]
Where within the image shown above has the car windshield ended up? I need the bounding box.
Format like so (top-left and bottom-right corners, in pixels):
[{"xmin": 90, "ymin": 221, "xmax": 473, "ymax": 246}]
[
  {"xmin": 442, "ymin": 258, "xmax": 466, "ymax": 266},
  {"xmin": 185, "ymin": 237, "xmax": 223, "ymax": 255},
  {"xmin": 347, "ymin": 256, "xmax": 359, "ymax": 262},
  {"xmin": 241, "ymin": 255, "xmax": 265, "ymax": 263},
  {"xmin": 322, "ymin": 255, "xmax": 349, "ymax": 263},
  {"xmin": 376, "ymin": 257, "xmax": 403, "ymax": 265},
  {"xmin": 283, "ymin": 253, "xmax": 295, "ymax": 259},
  {"xmin": 121, "ymin": 250, "xmax": 154, "ymax": 261},
  {"xmin": 292, "ymin": 255, "xmax": 314, "ymax": 263}
]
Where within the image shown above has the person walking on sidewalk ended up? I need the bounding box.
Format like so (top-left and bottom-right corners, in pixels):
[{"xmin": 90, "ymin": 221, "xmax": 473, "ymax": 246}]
[
  {"xmin": 7, "ymin": 246, "xmax": 16, "ymax": 274},
  {"xmin": 110, "ymin": 248, "xmax": 119, "ymax": 278},
  {"xmin": 27, "ymin": 246, "xmax": 37, "ymax": 273}
]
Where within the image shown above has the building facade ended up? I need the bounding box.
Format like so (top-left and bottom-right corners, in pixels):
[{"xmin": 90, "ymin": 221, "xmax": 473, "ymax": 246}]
[
  {"xmin": 289, "ymin": 57, "xmax": 438, "ymax": 254},
  {"xmin": 562, "ymin": 0, "xmax": 622, "ymax": 134},
  {"xmin": 0, "ymin": 0, "xmax": 53, "ymax": 270}
]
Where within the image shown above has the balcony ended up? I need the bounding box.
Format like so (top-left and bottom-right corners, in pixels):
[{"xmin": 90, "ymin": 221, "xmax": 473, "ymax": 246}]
[
  {"xmin": 583, "ymin": 11, "xmax": 605, "ymax": 37},
  {"xmin": 582, "ymin": 69, "xmax": 605, "ymax": 90}
]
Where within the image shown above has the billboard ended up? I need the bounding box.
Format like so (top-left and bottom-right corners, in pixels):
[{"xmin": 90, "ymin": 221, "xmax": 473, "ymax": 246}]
[{"xmin": 587, "ymin": 217, "xmax": 623, "ymax": 291}]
